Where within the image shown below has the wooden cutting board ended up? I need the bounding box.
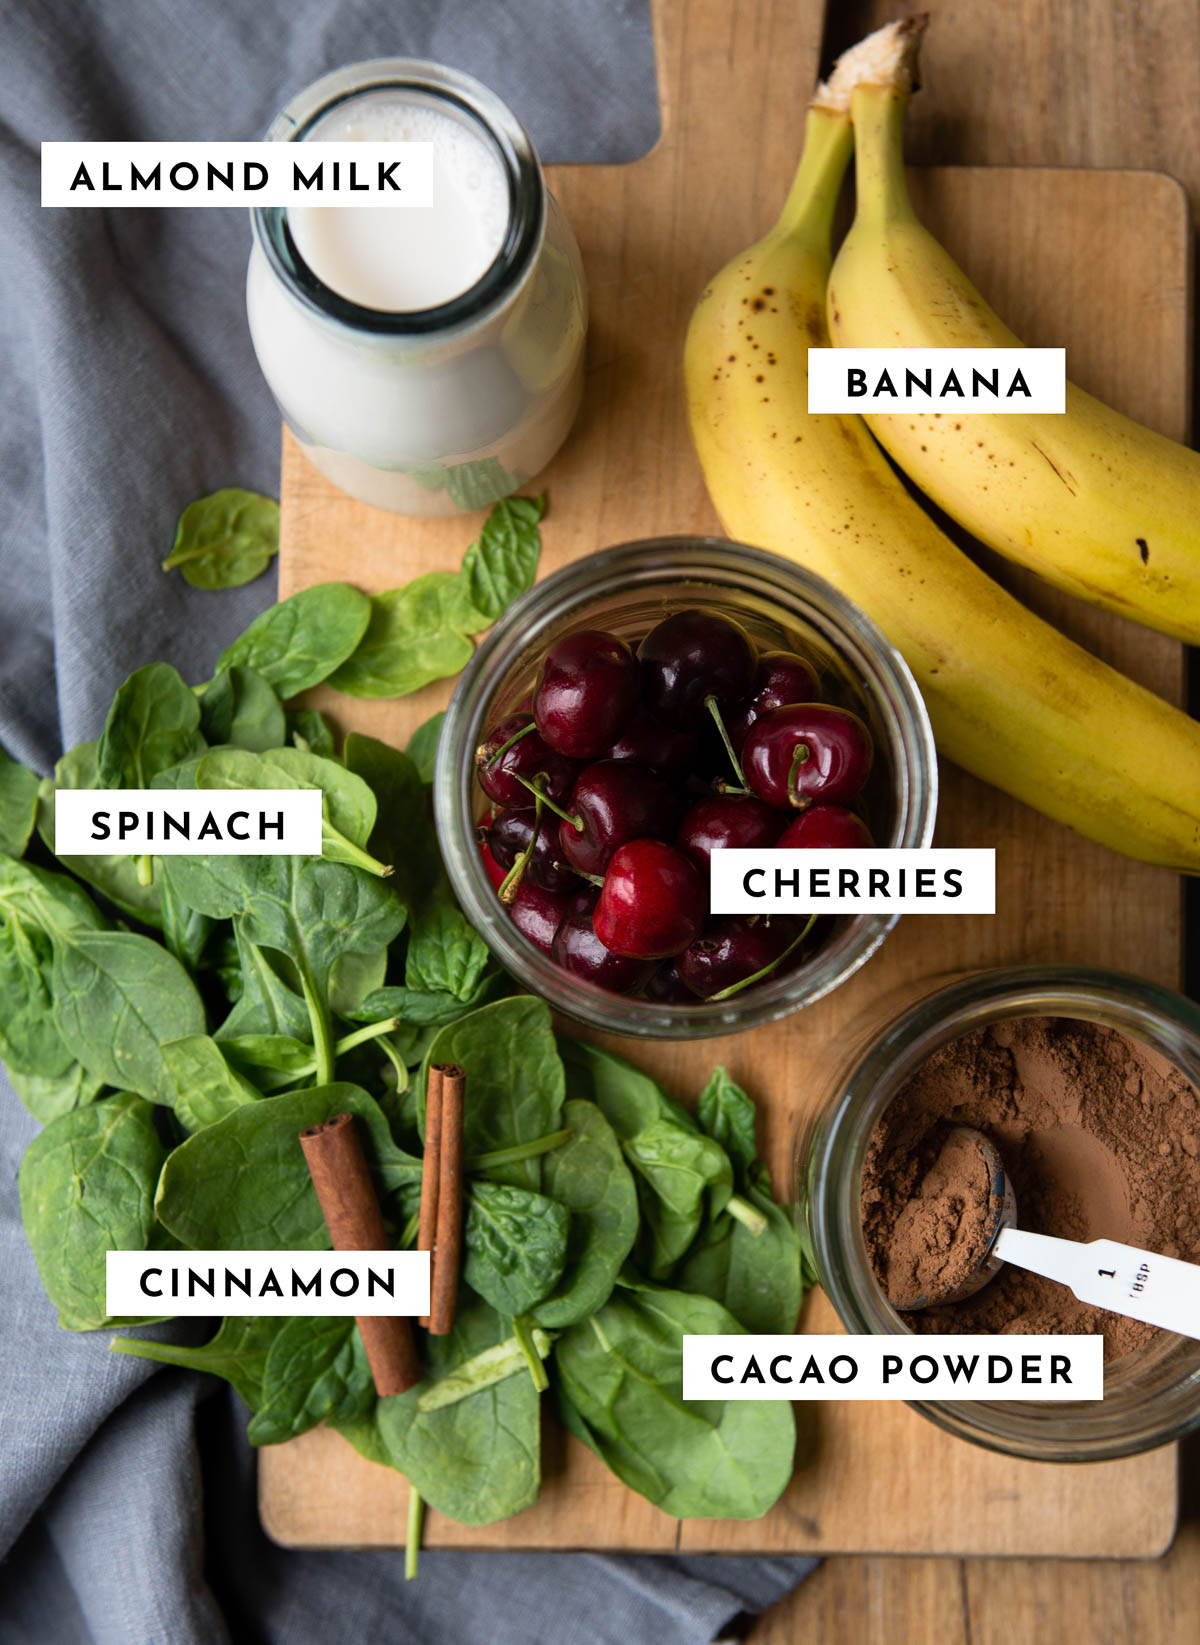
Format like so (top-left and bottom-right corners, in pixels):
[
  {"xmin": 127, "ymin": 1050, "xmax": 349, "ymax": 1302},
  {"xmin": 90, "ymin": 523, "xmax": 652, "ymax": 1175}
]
[{"xmin": 261, "ymin": 0, "xmax": 1189, "ymax": 1557}]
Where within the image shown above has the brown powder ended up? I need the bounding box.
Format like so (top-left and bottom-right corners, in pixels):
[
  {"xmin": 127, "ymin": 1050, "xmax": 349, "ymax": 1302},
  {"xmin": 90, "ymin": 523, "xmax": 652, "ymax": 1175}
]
[
  {"xmin": 860, "ymin": 1015, "xmax": 1200, "ymax": 1359},
  {"xmin": 885, "ymin": 1126, "xmax": 1003, "ymax": 1309}
]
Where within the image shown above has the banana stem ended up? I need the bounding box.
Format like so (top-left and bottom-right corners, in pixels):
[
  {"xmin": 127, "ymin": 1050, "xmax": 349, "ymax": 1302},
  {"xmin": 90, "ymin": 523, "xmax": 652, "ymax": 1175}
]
[
  {"xmin": 848, "ymin": 84, "xmax": 918, "ymax": 226},
  {"xmin": 775, "ymin": 108, "xmax": 855, "ymax": 248}
]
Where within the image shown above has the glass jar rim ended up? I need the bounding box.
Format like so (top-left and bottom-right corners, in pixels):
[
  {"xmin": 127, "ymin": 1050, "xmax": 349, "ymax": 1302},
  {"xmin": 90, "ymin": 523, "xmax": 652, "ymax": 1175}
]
[
  {"xmin": 251, "ymin": 57, "xmax": 545, "ymax": 338},
  {"xmin": 803, "ymin": 963, "xmax": 1200, "ymax": 1460},
  {"xmin": 434, "ymin": 536, "xmax": 939, "ymax": 1040}
]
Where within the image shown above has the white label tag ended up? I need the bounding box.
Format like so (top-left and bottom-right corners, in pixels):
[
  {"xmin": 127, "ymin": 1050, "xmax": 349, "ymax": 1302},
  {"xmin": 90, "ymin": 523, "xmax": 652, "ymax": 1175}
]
[
  {"xmin": 106, "ymin": 1250, "xmax": 430, "ymax": 1316},
  {"xmin": 681, "ymin": 1335, "xmax": 1103, "ymax": 1401},
  {"xmin": 709, "ymin": 847, "xmax": 995, "ymax": 914},
  {"xmin": 54, "ymin": 790, "xmax": 323, "ymax": 856},
  {"xmin": 807, "ymin": 348, "xmax": 1066, "ymax": 413},
  {"xmin": 42, "ymin": 142, "xmax": 435, "ymax": 208}
]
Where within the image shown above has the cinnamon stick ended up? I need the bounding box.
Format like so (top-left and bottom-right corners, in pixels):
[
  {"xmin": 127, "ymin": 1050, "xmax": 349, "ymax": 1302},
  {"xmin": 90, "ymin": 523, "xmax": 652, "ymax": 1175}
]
[
  {"xmin": 429, "ymin": 1063, "xmax": 466, "ymax": 1336},
  {"xmin": 299, "ymin": 1112, "xmax": 421, "ymax": 1396},
  {"xmin": 417, "ymin": 1065, "xmax": 444, "ymax": 1329}
]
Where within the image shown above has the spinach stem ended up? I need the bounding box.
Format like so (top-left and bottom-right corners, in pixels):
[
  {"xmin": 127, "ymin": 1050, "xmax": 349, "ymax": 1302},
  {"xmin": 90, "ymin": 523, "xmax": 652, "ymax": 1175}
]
[
  {"xmin": 378, "ymin": 1036, "xmax": 410, "ymax": 1092},
  {"xmin": 327, "ymin": 826, "xmax": 393, "ymax": 879},
  {"xmin": 513, "ymin": 1314, "xmax": 550, "ymax": 1393},
  {"xmin": 726, "ymin": 1194, "xmax": 769, "ymax": 1237},
  {"xmin": 136, "ymin": 853, "xmax": 154, "ymax": 887},
  {"xmin": 334, "ymin": 1017, "xmax": 402, "ymax": 1057},
  {"xmin": 405, "ymin": 1488, "xmax": 423, "ymax": 1581},
  {"xmin": 466, "ymin": 1128, "xmax": 573, "ymax": 1172},
  {"xmin": 296, "ymin": 957, "xmax": 335, "ymax": 1086},
  {"xmin": 398, "ymin": 1209, "xmax": 421, "ymax": 1249}
]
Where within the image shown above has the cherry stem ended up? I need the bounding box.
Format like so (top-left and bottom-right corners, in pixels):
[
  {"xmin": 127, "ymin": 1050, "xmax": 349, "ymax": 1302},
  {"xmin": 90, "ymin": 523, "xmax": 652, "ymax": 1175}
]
[
  {"xmin": 514, "ymin": 772, "xmax": 583, "ymax": 830},
  {"xmin": 709, "ymin": 913, "xmax": 819, "ymax": 1002},
  {"xmin": 705, "ymin": 694, "xmax": 746, "ymax": 790},
  {"xmin": 499, "ymin": 787, "xmax": 543, "ymax": 905},
  {"xmin": 572, "ymin": 869, "xmax": 604, "ymax": 889},
  {"xmin": 479, "ymin": 718, "xmax": 537, "ymax": 770},
  {"xmin": 786, "ymin": 742, "xmax": 811, "ymax": 807}
]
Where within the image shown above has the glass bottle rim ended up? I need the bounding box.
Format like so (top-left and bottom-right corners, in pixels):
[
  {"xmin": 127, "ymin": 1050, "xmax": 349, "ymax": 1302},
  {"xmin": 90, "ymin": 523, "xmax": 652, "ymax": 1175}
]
[
  {"xmin": 803, "ymin": 963, "xmax": 1200, "ymax": 1460},
  {"xmin": 434, "ymin": 536, "xmax": 939, "ymax": 1041},
  {"xmin": 250, "ymin": 57, "xmax": 545, "ymax": 338}
]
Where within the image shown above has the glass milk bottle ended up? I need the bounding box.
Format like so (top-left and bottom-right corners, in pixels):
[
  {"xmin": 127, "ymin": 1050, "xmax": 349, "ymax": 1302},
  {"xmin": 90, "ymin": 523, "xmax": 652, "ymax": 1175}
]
[{"xmin": 246, "ymin": 60, "xmax": 587, "ymax": 515}]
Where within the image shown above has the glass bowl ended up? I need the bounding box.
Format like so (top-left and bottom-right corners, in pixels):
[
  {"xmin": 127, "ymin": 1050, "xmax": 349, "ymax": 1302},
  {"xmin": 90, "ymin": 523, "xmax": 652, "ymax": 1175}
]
[
  {"xmin": 435, "ymin": 536, "xmax": 937, "ymax": 1039},
  {"xmin": 795, "ymin": 964, "xmax": 1200, "ymax": 1461}
]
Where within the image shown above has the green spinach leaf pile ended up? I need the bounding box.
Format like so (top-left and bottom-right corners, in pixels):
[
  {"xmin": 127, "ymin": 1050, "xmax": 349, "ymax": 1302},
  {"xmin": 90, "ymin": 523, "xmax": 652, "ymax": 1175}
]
[{"xmin": 1, "ymin": 521, "xmax": 804, "ymax": 1529}]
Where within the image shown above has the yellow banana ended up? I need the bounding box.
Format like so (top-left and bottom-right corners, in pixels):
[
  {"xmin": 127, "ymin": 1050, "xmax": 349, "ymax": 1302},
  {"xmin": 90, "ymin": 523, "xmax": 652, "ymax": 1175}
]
[
  {"xmin": 825, "ymin": 23, "xmax": 1200, "ymax": 643},
  {"xmin": 684, "ymin": 64, "xmax": 1200, "ymax": 872}
]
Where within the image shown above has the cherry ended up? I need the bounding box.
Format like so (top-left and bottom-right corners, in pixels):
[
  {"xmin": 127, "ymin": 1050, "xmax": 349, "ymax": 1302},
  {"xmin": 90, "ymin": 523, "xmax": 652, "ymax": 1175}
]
[
  {"xmin": 594, "ymin": 840, "xmax": 706, "ymax": 960},
  {"xmin": 776, "ymin": 806, "xmax": 874, "ymax": 849},
  {"xmin": 677, "ymin": 793, "xmax": 784, "ymax": 875},
  {"xmin": 478, "ymin": 816, "xmax": 508, "ymax": 890},
  {"xmin": 533, "ymin": 629, "xmax": 640, "ymax": 758},
  {"xmin": 552, "ymin": 906, "xmax": 657, "ymax": 993},
  {"xmin": 608, "ymin": 705, "xmax": 699, "ymax": 778},
  {"xmin": 643, "ymin": 960, "xmax": 695, "ymax": 1004},
  {"xmin": 487, "ymin": 807, "xmax": 578, "ymax": 894},
  {"xmin": 509, "ymin": 882, "xmax": 571, "ymax": 956},
  {"xmin": 742, "ymin": 704, "xmax": 874, "ymax": 811},
  {"xmin": 728, "ymin": 650, "xmax": 822, "ymax": 753},
  {"xmin": 557, "ymin": 760, "xmax": 682, "ymax": 876},
  {"xmin": 677, "ymin": 914, "xmax": 800, "ymax": 999},
  {"xmin": 638, "ymin": 609, "xmax": 758, "ymax": 729},
  {"xmin": 476, "ymin": 714, "xmax": 577, "ymax": 809}
]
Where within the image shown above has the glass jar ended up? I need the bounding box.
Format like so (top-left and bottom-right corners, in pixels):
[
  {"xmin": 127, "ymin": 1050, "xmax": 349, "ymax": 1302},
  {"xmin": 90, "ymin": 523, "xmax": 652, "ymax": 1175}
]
[
  {"xmin": 796, "ymin": 964, "xmax": 1200, "ymax": 1461},
  {"xmin": 247, "ymin": 59, "xmax": 587, "ymax": 515},
  {"xmin": 435, "ymin": 538, "xmax": 938, "ymax": 1040}
]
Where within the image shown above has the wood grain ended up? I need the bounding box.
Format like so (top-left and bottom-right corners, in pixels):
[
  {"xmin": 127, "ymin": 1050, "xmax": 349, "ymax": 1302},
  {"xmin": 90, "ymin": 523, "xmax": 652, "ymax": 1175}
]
[{"xmin": 263, "ymin": 0, "xmax": 1188, "ymax": 1564}]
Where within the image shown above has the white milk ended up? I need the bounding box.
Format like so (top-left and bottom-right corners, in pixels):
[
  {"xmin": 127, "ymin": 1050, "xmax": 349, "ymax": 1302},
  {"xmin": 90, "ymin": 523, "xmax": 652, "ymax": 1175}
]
[
  {"xmin": 246, "ymin": 65, "xmax": 587, "ymax": 516},
  {"xmin": 287, "ymin": 97, "xmax": 510, "ymax": 311}
]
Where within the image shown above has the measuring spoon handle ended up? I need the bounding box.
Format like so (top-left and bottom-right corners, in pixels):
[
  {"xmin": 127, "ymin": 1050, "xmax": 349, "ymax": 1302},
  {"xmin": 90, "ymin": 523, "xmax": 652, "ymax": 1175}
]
[{"xmin": 994, "ymin": 1228, "xmax": 1200, "ymax": 1341}]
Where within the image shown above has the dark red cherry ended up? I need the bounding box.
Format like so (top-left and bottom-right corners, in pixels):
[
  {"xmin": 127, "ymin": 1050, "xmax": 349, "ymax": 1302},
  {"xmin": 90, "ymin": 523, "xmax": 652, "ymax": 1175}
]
[
  {"xmin": 509, "ymin": 882, "xmax": 571, "ymax": 956},
  {"xmin": 551, "ymin": 907, "xmax": 656, "ymax": 993},
  {"xmin": 487, "ymin": 808, "xmax": 578, "ymax": 894},
  {"xmin": 643, "ymin": 960, "xmax": 695, "ymax": 1004},
  {"xmin": 607, "ymin": 705, "xmax": 699, "ymax": 777},
  {"xmin": 776, "ymin": 806, "xmax": 874, "ymax": 849},
  {"xmin": 677, "ymin": 914, "xmax": 798, "ymax": 999},
  {"xmin": 638, "ymin": 609, "xmax": 757, "ymax": 729},
  {"xmin": 533, "ymin": 629, "xmax": 640, "ymax": 758},
  {"xmin": 742, "ymin": 704, "xmax": 874, "ymax": 811},
  {"xmin": 476, "ymin": 714, "xmax": 577, "ymax": 808},
  {"xmin": 478, "ymin": 814, "xmax": 508, "ymax": 890},
  {"xmin": 677, "ymin": 794, "xmax": 784, "ymax": 875},
  {"xmin": 558, "ymin": 761, "xmax": 682, "ymax": 876},
  {"xmin": 728, "ymin": 650, "xmax": 822, "ymax": 753},
  {"xmin": 594, "ymin": 840, "xmax": 706, "ymax": 960}
]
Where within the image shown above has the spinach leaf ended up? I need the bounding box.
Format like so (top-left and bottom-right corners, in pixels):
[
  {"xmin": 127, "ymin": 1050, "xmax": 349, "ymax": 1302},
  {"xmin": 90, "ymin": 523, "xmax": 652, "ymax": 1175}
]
[
  {"xmin": 677, "ymin": 1069, "xmax": 804, "ymax": 1335},
  {"xmin": 0, "ymin": 746, "xmax": 40, "ymax": 857},
  {"xmin": 19, "ymin": 1092, "xmax": 170, "ymax": 1329},
  {"xmin": 110, "ymin": 1316, "xmax": 284, "ymax": 1407},
  {"xmin": 155, "ymin": 1083, "xmax": 421, "ymax": 1250},
  {"xmin": 424, "ymin": 998, "xmax": 563, "ymax": 1189},
  {"xmin": 559, "ymin": 1036, "xmax": 698, "ymax": 1142},
  {"xmin": 0, "ymin": 857, "xmax": 106, "ymax": 1080},
  {"xmin": 463, "ymin": 1181, "xmax": 569, "ymax": 1317},
  {"xmin": 405, "ymin": 712, "xmax": 444, "ymax": 785},
  {"xmin": 459, "ymin": 494, "xmax": 545, "ymax": 621},
  {"xmin": 160, "ymin": 873, "xmax": 213, "ymax": 972},
  {"xmin": 8, "ymin": 1061, "xmax": 106, "ymax": 1124},
  {"xmin": 216, "ymin": 582, "xmax": 371, "ymax": 699},
  {"xmin": 622, "ymin": 1118, "xmax": 732, "ymax": 1280},
  {"xmin": 374, "ymin": 1294, "xmax": 541, "ymax": 1525},
  {"xmin": 327, "ymin": 574, "xmax": 484, "ymax": 700},
  {"xmin": 97, "ymin": 662, "xmax": 206, "ymax": 789},
  {"xmin": 195, "ymin": 745, "xmax": 385, "ymax": 876},
  {"xmin": 38, "ymin": 743, "xmax": 163, "ymax": 925},
  {"xmin": 553, "ymin": 1284, "xmax": 795, "ymax": 1519},
  {"xmin": 341, "ymin": 734, "xmax": 435, "ymax": 895},
  {"xmin": 161, "ymin": 1035, "xmax": 260, "ymax": 1130},
  {"xmin": 328, "ymin": 946, "xmax": 388, "ymax": 1017},
  {"xmin": 532, "ymin": 1100, "xmax": 639, "ymax": 1329},
  {"xmin": 405, "ymin": 897, "xmax": 489, "ymax": 1002},
  {"xmin": 162, "ymin": 488, "xmax": 280, "ymax": 589},
  {"xmin": 352, "ymin": 983, "xmax": 492, "ymax": 1031},
  {"xmin": 199, "ymin": 666, "xmax": 287, "ymax": 753},
  {"xmin": 51, "ymin": 930, "xmax": 206, "ymax": 1106},
  {"xmin": 287, "ymin": 708, "xmax": 337, "ymax": 759},
  {"xmin": 215, "ymin": 925, "xmax": 310, "ymax": 1042},
  {"xmin": 217, "ymin": 1031, "xmax": 314, "ymax": 1089},
  {"xmin": 247, "ymin": 1317, "xmax": 373, "ymax": 1445}
]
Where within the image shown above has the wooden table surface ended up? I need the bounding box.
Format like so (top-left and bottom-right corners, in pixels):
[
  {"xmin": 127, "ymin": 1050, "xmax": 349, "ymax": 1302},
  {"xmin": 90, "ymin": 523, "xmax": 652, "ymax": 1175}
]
[{"xmin": 753, "ymin": 3, "xmax": 1200, "ymax": 1638}]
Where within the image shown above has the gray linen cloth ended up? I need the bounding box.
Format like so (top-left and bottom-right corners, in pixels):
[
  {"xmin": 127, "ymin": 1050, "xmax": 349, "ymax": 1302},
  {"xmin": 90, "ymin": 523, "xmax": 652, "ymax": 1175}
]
[{"xmin": 0, "ymin": 1, "xmax": 817, "ymax": 1639}]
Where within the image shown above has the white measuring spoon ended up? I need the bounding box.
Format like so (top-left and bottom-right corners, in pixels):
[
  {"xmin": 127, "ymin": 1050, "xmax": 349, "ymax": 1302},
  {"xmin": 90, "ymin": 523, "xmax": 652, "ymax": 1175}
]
[{"xmin": 893, "ymin": 1126, "xmax": 1200, "ymax": 1340}]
